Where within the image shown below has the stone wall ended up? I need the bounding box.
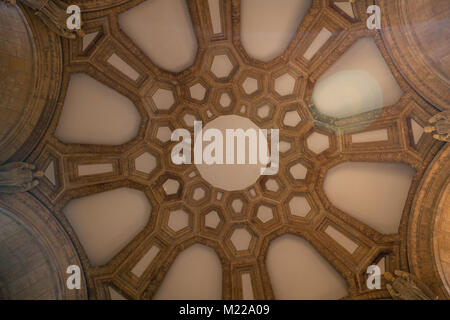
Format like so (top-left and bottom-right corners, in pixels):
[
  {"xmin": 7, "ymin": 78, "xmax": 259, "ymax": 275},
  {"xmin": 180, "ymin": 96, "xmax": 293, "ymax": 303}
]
[
  {"xmin": 0, "ymin": 208, "xmax": 60, "ymax": 299},
  {"xmin": 0, "ymin": 2, "xmax": 34, "ymax": 144}
]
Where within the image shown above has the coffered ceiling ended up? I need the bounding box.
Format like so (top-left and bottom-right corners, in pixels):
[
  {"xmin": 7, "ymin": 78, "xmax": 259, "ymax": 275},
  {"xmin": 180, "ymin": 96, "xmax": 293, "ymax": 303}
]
[{"xmin": 22, "ymin": 0, "xmax": 446, "ymax": 300}]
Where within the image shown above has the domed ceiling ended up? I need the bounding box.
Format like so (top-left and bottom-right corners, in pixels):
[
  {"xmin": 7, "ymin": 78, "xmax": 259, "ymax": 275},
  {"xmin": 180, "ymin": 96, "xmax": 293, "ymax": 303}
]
[{"xmin": 18, "ymin": 0, "xmax": 446, "ymax": 300}]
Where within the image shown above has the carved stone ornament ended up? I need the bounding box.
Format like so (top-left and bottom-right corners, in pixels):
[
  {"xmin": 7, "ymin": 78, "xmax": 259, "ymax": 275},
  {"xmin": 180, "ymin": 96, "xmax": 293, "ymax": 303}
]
[
  {"xmin": 1, "ymin": 0, "xmax": 84, "ymax": 39},
  {"xmin": 0, "ymin": 162, "xmax": 43, "ymax": 193},
  {"xmin": 384, "ymin": 270, "xmax": 439, "ymax": 300},
  {"xmin": 425, "ymin": 111, "xmax": 450, "ymax": 142}
]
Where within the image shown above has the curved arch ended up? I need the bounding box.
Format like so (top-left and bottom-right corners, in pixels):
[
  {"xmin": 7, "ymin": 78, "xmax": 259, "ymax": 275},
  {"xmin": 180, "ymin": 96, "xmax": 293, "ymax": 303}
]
[
  {"xmin": 408, "ymin": 144, "xmax": 450, "ymax": 299},
  {"xmin": 0, "ymin": 192, "xmax": 87, "ymax": 299},
  {"xmin": 0, "ymin": 208, "xmax": 60, "ymax": 299},
  {"xmin": 0, "ymin": 3, "xmax": 63, "ymax": 163},
  {"xmin": 378, "ymin": 0, "xmax": 450, "ymax": 111}
]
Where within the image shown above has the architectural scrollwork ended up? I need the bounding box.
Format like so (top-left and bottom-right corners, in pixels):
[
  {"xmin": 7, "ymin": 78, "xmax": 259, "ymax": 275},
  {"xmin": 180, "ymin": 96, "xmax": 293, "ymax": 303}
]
[
  {"xmin": 0, "ymin": 162, "xmax": 43, "ymax": 193},
  {"xmin": 1, "ymin": 0, "xmax": 84, "ymax": 39},
  {"xmin": 384, "ymin": 270, "xmax": 439, "ymax": 300},
  {"xmin": 425, "ymin": 111, "xmax": 450, "ymax": 142}
]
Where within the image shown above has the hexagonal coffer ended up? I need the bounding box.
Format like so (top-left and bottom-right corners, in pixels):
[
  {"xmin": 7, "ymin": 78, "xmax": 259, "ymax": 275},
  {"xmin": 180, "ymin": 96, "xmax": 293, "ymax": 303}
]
[
  {"xmin": 135, "ymin": 152, "xmax": 157, "ymax": 174},
  {"xmin": 163, "ymin": 205, "xmax": 193, "ymax": 236},
  {"xmin": 270, "ymin": 68, "xmax": 302, "ymax": 100},
  {"xmin": 306, "ymin": 131, "xmax": 331, "ymax": 154},
  {"xmin": 238, "ymin": 71, "xmax": 264, "ymax": 99},
  {"xmin": 178, "ymin": 107, "xmax": 201, "ymax": 129},
  {"xmin": 213, "ymin": 88, "xmax": 236, "ymax": 113},
  {"xmin": 253, "ymin": 99, "xmax": 276, "ymax": 125},
  {"xmin": 145, "ymin": 82, "xmax": 178, "ymax": 114},
  {"xmin": 286, "ymin": 158, "xmax": 313, "ymax": 185},
  {"xmin": 148, "ymin": 119, "xmax": 176, "ymax": 147},
  {"xmin": 285, "ymin": 193, "xmax": 314, "ymax": 221},
  {"xmin": 259, "ymin": 176, "xmax": 286, "ymax": 199},
  {"xmin": 207, "ymin": 48, "xmax": 239, "ymax": 82},
  {"xmin": 130, "ymin": 147, "xmax": 161, "ymax": 179},
  {"xmin": 186, "ymin": 182, "xmax": 211, "ymax": 206},
  {"xmin": 226, "ymin": 194, "xmax": 249, "ymax": 219},
  {"xmin": 252, "ymin": 201, "xmax": 280, "ymax": 229},
  {"xmin": 185, "ymin": 78, "xmax": 210, "ymax": 104},
  {"xmin": 153, "ymin": 174, "xmax": 183, "ymax": 201},
  {"xmin": 225, "ymin": 225, "xmax": 257, "ymax": 256},
  {"xmin": 200, "ymin": 206, "xmax": 225, "ymax": 236}
]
